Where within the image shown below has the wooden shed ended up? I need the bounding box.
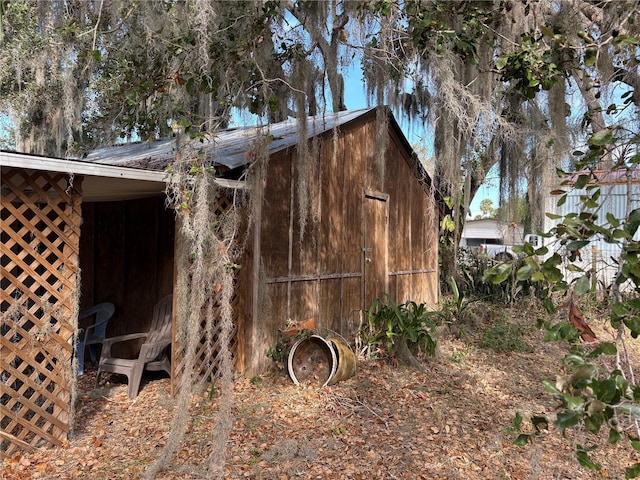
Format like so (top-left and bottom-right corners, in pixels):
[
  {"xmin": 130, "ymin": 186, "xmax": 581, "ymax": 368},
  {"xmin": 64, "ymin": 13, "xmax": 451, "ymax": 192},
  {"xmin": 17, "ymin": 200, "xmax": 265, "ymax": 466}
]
[
  {"xmin": 237, "ymin": 107, "xmax": 439, "ymax": 373},
  {"xmin": 1, "ymin": 107, "xmax": 438, "ymax": 455}
]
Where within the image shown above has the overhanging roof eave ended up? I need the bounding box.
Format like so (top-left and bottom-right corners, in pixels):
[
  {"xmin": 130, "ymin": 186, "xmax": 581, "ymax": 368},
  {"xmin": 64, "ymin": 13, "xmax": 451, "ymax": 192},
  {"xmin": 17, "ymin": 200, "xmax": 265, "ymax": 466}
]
[{"xmin": 0, "ymin": 151, "xmax": 167, "ymax": 183}]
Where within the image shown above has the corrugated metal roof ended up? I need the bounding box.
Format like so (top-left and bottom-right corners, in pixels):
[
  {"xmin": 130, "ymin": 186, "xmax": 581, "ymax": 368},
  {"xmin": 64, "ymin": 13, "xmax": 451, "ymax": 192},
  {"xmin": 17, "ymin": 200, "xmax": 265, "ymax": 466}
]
[
  {"xmin": 2, "ymin": 108, "xmax": 387, "ymax": 201},
  {"xmin": 85, "ymin": 108, "xmax": 375, "ymax": 171},
  {"xmin": 566, "ymin": 168, "xmax": 640, "ymax": 185}
]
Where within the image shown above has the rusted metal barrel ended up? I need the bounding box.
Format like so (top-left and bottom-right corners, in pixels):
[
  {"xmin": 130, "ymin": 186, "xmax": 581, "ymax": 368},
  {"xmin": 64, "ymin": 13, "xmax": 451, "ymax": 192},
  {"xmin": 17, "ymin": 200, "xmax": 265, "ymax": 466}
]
[
  {"xmin": 287, "ymin": 335, "xmax": 356, "ymax": 387},
  {"xmin": 327, "ymin": 338, "xmax": 357, "ymax": 385}
]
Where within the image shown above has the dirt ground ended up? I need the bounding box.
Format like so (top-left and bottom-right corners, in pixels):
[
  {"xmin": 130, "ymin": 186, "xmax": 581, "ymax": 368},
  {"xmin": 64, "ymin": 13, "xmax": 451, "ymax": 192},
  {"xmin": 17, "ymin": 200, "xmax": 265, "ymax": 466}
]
[{"xmin": 4, "ymin": 303, "xmax": 640, "ymax": 479}]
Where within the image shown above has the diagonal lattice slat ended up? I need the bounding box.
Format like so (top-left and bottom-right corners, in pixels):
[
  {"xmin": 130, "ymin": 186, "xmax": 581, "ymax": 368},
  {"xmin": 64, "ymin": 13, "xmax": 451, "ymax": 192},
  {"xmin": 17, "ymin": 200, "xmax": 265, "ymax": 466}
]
[
  {"xmin": 172, "ymin": 285, "xmax": 240, "ymax": 392},
  {"xmin": 1, "ymin": 168, "xmax": 81, "ymax": 458},
  {"xmin": 172, "ymin": 192, "xmax": 240, "ymax": 395}
]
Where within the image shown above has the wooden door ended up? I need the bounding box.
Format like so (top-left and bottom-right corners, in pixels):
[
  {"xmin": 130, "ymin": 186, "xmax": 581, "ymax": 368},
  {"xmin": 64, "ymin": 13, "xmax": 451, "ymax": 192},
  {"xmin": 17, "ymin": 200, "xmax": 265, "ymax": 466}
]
[{"xmin": 362, "ymin": 191, "xmax": 389, "ymax": 310}]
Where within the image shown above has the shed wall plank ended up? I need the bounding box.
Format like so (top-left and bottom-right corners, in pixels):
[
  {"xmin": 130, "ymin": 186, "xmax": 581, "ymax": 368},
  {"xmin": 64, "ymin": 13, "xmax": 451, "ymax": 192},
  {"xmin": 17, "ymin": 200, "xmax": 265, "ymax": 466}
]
[{"xmin": 261, "ymin": 154, "xmax": 291, "ymax": 279}]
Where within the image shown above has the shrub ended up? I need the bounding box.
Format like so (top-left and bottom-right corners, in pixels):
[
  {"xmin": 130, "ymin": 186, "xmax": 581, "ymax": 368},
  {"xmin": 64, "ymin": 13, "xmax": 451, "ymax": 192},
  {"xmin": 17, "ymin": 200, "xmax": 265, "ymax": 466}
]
[
  {"xmin": 360, "ymin": 294, "xmax": 439, "ymax": 364},
  {"xmin": 480, "ymin": 320, "xmax": 533, "ymax": 353}
]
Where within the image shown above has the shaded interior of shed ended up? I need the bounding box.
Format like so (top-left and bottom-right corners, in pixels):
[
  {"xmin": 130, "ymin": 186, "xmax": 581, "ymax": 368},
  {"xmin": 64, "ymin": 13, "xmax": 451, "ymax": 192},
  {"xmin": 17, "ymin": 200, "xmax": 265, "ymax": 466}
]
[{"xmin": 78, "ymin": 195, "xmax": 175, "ymax": 361}]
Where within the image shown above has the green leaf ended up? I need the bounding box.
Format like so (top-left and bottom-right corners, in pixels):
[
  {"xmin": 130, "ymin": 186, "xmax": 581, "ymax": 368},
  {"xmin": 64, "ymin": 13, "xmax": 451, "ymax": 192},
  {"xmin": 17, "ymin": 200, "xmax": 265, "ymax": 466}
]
[
  {"xmin": 531, "ymin": 271, "xmax": 545, "ymax": 282},
  {"xmin": 588, "ymin": 129, "xmax": 614, "ymax": 146},
  {"xmin": 557, "ymin": 194, "xmax": 567, "ymax": 207},
  {"xmin": 577, "ymin": 447, "xmax": 601, "ymax": 471},
  {"xmin": 440, "ymin": 214, "xmax": 455, "ymax": 232},
  {"xmin": 521, "ymin": 242, "xmax": 535, "ymax": 256},
  {"xmin": 563, "ymin": 354, "xmax": 587, "ymax": 367},
  {"xmin": 496, "ymin": 56, "xmax": 508, "ymax": 70},
  {"xmin": 542, "ymin": 379, "xmax": 559, "ymax": 394},
  {"xmin": 584, "ymin": 198, "xmax": 599, "ymax": 209},
  {"xmin": 562, "ymin": 393, "xmax": 585, "ymax": 411},
  {"xmin": 592, "ymin": 378, "xmax": 618, "ymax": 403},
  {"xmin": 574, "ymin": 174, "xmax": 591, "ymax": 189},
  {"xmin": 623, "ymin": 253, "xmax": 640, "ymax": 267},
  {"xmin": 584, "ymin": 48, "xmax": 597, "ymax": 67},
  {"xmin": 540, "ymin": 25, "xmax": 555, "ymax": 38},
  {"xmin": 627, "ymin": 208, "xmax": 640, "ymax": 236},
  {"xmin": 565, "ymin": 240, "xmax": 589, "ymax": 252},
  {"xmin": 612, "ymin": 302, "xmax": 628, "ymax": 322},
  {"xmin": 627, "ymin": 463, "xmax": 640, "ymax": 479},
  {"xmin": 567, "ymin": 265, "xmax": 585, "ymax": 273},
  {"xmin": 608, "ymin": 427, "xmax": 622, "ymax": 444},
  {"xmin": 624, "ymin": 316, "xmax": 640, "ymax": 338},
  {"xmin": 543, "ymin": 296, "xmax": 556, "ymax": 313},
  {"xmin": 512, "ymin": 412, "xmax": 523, "ymax": 430},
  {"xmin": 590, "ymin": 223, "xmax": 614, "ymax": 240},
  {"xmin": 615, "ymin": 34, "xmax": 640, "ymax": 47},
  {"xmin": 444, "ymin": 196, "xmax": 454, "ymax": 209},
  {"xmin": 587, "ymin": 342, "xmax": 617, "ymax": 357},
  {"xmin": 491, "ymin": 263, "xmax": 513, "ymax": 284},
  {"xmin": 613, "ymin": 229, "xmax": 632, "ymax": 239},
  {"xmin": 584, "ymin": 412, "xmax": 604, "ymax": 432},
  {"xmin": 513, "ymin": 433, "xmax": 531, "ymax": 446},
  {"xmin": 542, "ymin": 264, "xmax": 564, "ymax": 282},
  {"xmin": 555, "ymin": 410, "xmax": 581, "ymax": 430},
  {"xmin": 535, "ymin": 246, "xmax": 549, "ymax": 256},
  {"xmin": 616, "ymin": 374, "xmax": 629, "ymax": 399},
  {"xmin": 573, "ymin": 275, "xmax": 591, "ymax": 295},
  {"xmin": 516, "ymin": 263, "xmax": 534, "ymax": 281},
  {"xmin": 450, "ymin": 277, "xmax": 461, "ymax": 306}
]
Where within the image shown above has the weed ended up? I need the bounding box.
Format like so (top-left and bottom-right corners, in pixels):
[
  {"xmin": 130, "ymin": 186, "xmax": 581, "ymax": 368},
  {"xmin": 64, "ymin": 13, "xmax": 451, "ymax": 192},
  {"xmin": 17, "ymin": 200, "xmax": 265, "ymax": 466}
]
[
  {"xmin": 449, "ymin": 346, "xmax": 471, "ymax": 363},
  {"xmin": 331, "ymin": 424, "xmax": 347, "ymax": 435},
  {"xmin": 480, "ymin": 320, "xmax": 533, "ymax": 353},
  {"xmin": 266, "ymin": 337, "xmax": 290, "ymax": 364},
  {"xmin": 267, "ymin": 329, "xmax": 313, "ymax": 366},
  {"xmin": 439, "ymin": 278, "xmax": 481, "ymax": 338},
  {"xmin": 207, "ymin": 377, "xmax": 216, "ymax": 400}
]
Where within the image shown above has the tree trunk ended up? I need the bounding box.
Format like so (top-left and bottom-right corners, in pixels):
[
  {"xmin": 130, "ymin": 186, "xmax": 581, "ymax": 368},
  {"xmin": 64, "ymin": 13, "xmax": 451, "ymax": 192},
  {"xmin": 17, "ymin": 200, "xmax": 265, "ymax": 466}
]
[{"xmin": 396, "ymin": 338, "xmax": 426, "ymax": 372}]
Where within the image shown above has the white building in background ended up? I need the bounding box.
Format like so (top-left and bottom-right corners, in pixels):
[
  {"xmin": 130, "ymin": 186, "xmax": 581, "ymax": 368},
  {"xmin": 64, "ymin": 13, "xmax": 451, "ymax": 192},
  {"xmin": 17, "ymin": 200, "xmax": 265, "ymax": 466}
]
[
  {"xmin": 460, "ymin": 218, "xmax": 525, "ymax": 247},
  {"xmin": 543, "ymin": 169, "xmax": 640, "ymax": 289}
]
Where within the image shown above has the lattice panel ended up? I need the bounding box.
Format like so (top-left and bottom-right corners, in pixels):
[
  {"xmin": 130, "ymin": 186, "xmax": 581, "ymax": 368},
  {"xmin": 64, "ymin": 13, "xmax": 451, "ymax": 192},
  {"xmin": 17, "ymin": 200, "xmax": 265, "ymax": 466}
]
[
  {"xmin": 1, "ymin": 168, "xmax": 82, "ymax": 457},
  {"xmin": 173, "ymin": 283, "xmax": 240, "ymax": 391},
  {"xmin": 172, "ymin": 191, "xmax": 241, "ymax": 394}
]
